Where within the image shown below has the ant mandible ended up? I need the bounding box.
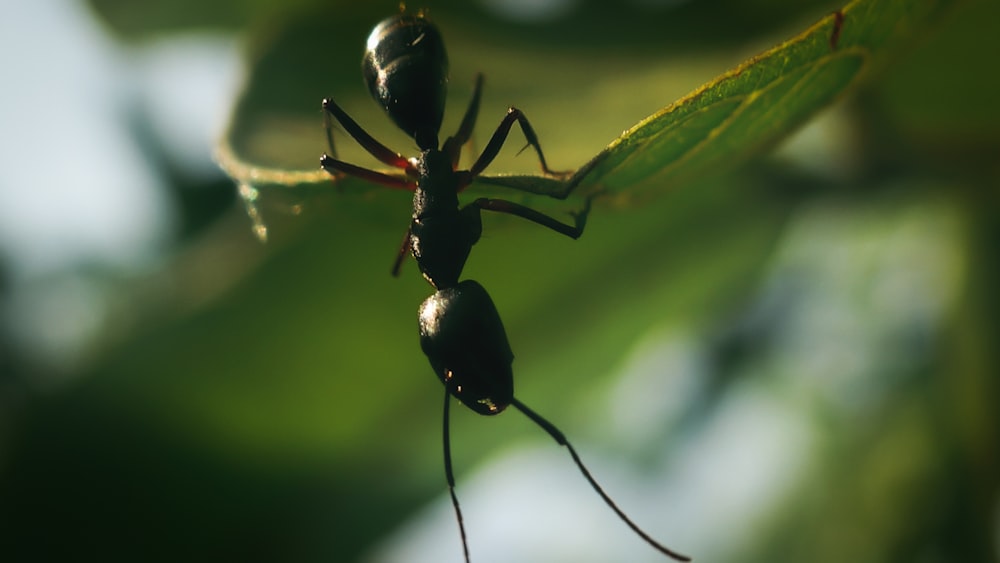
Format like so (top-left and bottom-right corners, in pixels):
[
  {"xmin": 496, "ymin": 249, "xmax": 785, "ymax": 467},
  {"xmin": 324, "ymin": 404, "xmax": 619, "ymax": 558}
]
[{"xmin": 319, "ymin": 12, "xmax": 690, "ymax": 563}]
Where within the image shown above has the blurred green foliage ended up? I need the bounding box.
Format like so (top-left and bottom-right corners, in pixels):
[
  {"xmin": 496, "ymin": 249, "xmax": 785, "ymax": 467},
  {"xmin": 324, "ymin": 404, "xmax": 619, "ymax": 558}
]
[{"xmin": 1, "ymin": 0, "xmax": 997, "ymax": 562}]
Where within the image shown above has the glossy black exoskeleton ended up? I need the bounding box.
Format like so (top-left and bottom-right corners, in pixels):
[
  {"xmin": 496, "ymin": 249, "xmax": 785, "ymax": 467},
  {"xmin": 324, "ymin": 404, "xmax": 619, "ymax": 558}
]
[{"xmin": 319, "ymin": 12, "xmax": 690, "ymax": 563}]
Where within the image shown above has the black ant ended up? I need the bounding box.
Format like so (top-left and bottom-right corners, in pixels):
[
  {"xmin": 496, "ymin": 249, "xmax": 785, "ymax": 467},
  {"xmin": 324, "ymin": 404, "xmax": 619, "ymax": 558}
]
[{"xmin": 319, "ymin": 12, "xmax": 690, "ymax": 563}]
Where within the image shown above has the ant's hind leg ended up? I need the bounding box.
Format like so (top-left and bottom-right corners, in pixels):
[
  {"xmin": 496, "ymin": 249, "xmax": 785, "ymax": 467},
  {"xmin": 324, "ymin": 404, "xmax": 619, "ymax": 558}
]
[
  {"xmin": 443, "ymin": 74, "xmax": 484, "ymax": 168},
  {"xmin": 320, "ymin": 154, "xmax": 415, "ymax": 190},
  {"xmin": 322, "ymin": 98, "xmax": 414, "ymax": 172},
  {"xmin": 467, "ymin": 107, "xmax": 569, "ymax": 179},
  {"xmin": 323, "ymin": 104, "xmax": 339, "ymax": 159}
]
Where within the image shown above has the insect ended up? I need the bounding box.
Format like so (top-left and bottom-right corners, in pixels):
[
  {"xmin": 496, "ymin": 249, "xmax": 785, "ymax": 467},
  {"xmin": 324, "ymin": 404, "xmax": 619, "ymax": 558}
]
[{"xmin": 319, "ymin": 12, "xmax": 690, "ymax": 562}]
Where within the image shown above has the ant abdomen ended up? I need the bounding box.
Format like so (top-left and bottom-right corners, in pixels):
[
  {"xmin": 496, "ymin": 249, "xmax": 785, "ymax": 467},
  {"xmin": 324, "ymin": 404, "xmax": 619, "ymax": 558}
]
[{"xmin": 362, "ymin": 14, "xmax": 448, "ymax": 148}]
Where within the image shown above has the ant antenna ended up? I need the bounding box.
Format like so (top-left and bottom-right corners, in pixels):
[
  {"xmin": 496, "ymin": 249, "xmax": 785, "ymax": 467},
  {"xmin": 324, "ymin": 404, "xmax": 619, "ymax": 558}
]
[
  {"xmin": 442, "ymin": 388, "xmax": 471, "ymax": 562},
  {"xmin": 511, "ymin": 398, "xmax": 692, "ymax": 562},
  {"xmin": 441, "ymin": 388, "xmax": 691, "ymax": 562}
]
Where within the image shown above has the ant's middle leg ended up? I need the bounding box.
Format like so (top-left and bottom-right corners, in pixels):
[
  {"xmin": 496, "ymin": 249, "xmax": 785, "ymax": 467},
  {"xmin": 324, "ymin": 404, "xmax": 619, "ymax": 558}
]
[
  {"xmin": 467, "ymin": 107, "xmax": 569, "ymax": 179},
  {"xmin": 469, "ymin": 195, "xmax": 592, "ymax": 240}
]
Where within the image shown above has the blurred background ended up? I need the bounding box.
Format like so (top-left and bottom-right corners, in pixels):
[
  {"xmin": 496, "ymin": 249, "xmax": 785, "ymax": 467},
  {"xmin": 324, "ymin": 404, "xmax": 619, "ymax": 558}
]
[{"xmin": 0, "ymin": 0, "xmax": 997, "ymax": 562}]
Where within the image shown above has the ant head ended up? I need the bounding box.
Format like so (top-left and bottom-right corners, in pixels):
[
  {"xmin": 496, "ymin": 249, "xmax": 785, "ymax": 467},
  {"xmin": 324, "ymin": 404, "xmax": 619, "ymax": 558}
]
[
  {"xmin": 419, "ymin": 281, "xmax": 514, "ymax": 415},
  {"xmin": 363, "ymin": 14, "xmax": 448, "ymax": 150}
]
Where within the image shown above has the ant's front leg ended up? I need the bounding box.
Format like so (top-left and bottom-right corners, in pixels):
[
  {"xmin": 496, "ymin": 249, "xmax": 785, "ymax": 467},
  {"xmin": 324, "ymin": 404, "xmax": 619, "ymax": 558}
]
[
  {"xmin": 391, "ymin": 226, "xmax": 413, "ymax": 277},
  {"xmin": 466, "ymin": 107, "xmax": 569, "ymax": 179}
]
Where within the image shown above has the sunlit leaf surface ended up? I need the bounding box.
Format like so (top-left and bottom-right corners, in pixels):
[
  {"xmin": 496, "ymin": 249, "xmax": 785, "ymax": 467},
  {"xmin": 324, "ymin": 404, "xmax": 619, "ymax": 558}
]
[{"xmin": 218, "ymin": 0, "xmax": 949, "ymax": 213}]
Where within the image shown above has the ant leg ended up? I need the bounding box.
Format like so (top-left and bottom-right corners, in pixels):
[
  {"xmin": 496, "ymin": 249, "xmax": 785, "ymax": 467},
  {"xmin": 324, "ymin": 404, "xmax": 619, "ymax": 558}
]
[
  {"xmin": 466, "ymin": 107, "xmax": 568, "ymax": 178},
  {"xmin": 443, "ymin": 388, "xmax": 472, "ymax": 563},
  {"xmin": 322, "ymin": 98, "xmax": 414, "ymax": 171},
  {"xmin": 320, "ymin": 154, "xmax": 415, "ymax": 190},
  {"xmin": 452, "ymin": 74, "xmax": 484, "ymax": 147},
  {"xmin": 470, "ymin": 195, "xmax": 591, "ymax": 240},
  {"xmin": 510, "ymin": 398, "xmax": 692, "ymax": 562},
  {"xmin": 323, "ymin": 103, "xmax": 339, "ymax": 159},
  {"xmin": 443, "ymin": 73, "xmax": 484, "ymax": 168},
  {"xmin": 391, "ymin": 227, "xmax": 412, "ymax": 277}
]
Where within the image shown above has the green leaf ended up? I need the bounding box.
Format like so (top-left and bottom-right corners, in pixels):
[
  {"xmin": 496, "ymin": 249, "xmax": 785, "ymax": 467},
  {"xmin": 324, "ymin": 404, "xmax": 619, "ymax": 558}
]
[
  {"xmin": 217, "ymin": 0, "xmax": 950, "ymax": 222},
  {"xmin": 476, "ymin": 0, "xmax": 951, "ymax": 199}
]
